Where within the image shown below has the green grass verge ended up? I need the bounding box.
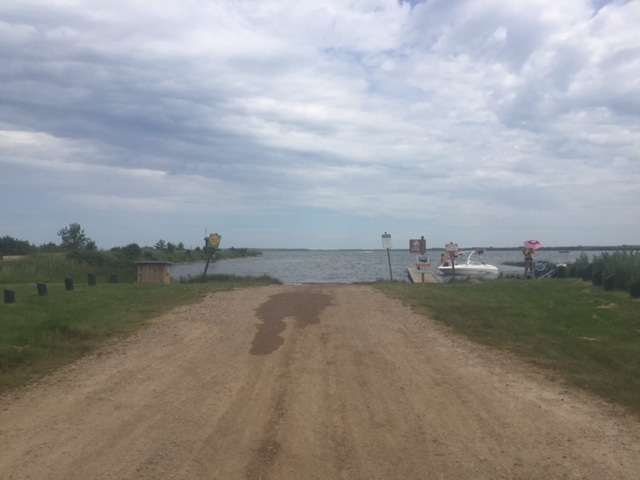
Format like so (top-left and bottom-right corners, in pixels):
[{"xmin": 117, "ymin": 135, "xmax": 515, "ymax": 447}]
[
  {"xmin": 375, "ymin": 278, "xmax": 640, "ymax": 415},
  {"xmin": 0, "ymin": 275, "xmax": 278, "ymax": 394},
  {"xmin": 0, "ymin": 253, "xmax": 137, "ymax": 284}
]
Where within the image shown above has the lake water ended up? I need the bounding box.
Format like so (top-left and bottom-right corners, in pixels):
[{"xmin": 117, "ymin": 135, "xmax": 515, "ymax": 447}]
[{"xmin": 171, "ymin": 249, "xmax": 603, "ymax": 285}]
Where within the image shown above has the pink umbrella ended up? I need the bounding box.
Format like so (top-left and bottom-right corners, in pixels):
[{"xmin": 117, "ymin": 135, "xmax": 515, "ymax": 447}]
[{"xmin": 524, "ymin": 240, "xmax": 543, "ymax": 250}]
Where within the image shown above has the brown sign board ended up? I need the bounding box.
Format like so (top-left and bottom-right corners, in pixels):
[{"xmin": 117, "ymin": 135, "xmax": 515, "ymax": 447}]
[{"xmin": 409, "ymin": 237, "xmax": 426, "ymax": 254}]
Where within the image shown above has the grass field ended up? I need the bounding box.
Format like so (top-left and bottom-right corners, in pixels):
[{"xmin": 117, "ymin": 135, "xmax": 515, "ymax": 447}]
[{"xmin": 375, "ymin": 278, "xmax": 640, "ymax": 416}]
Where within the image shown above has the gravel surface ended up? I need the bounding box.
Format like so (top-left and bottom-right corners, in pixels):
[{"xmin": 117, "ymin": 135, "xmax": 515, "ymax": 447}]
[{"xmin": 1, "ymin": 284, "xmax": 639, "ymax": 479}]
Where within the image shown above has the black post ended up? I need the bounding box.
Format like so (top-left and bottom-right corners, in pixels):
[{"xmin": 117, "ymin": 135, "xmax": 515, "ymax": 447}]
[
  {"xmin": 386, "ymin": 247, "xmax": 393, "ymax": 282},
  {"xmin": 4, "ymin": 289, "xmax": 16, "ymax": 304},
  {"xmin": 603, "ymin": 275, "xmax": 615, "ymax": 291},
  {"xmin": 592, "ymin": 270, "xmax": 603, "ymax": 286}
]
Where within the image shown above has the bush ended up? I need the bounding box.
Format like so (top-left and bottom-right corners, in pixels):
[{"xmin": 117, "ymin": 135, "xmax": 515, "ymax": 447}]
[
  {"xmin": 67, "ymin": 249, "xmax": 106, "ymax": 266},
  {"xmin": 591, "ymin": 250, "xmax": 640, "ymax": 291},
  {"xmin": 118, "ymin": 243, "xmax": 143, "ymax": 260},
  {"xmin": 572, "ymin": 252, "xmax": 591, "ymax": 278}
]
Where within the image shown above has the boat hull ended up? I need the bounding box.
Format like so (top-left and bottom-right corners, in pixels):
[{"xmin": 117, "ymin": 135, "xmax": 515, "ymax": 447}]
[{"xmin": 437, "ymin": 264, "xmax": 499, "ymax": 276}]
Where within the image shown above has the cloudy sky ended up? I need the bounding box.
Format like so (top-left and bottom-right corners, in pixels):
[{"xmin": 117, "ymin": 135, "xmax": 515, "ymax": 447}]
[{"xmin": 1, "ymin": 0, "xmax": 638, "ymax": 250}]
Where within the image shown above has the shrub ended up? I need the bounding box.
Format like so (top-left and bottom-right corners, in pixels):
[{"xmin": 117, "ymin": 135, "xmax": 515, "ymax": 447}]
[
  {"xmin": 591, "ymin": 250, "xmax": 640, "ymax": 291},
  {"xmin": 572, "ymin": 252, "xmax": 591, "ymax": 278}
]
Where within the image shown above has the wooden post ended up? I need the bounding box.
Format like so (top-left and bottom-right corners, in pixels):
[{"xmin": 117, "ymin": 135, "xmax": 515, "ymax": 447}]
[
  {"xmin": 202, "ymin": 251, "xmax": 214, "ymax": 279},
  {"xmin": 382, "ymin": 233, "xmax": 393, "ymax": 281}
]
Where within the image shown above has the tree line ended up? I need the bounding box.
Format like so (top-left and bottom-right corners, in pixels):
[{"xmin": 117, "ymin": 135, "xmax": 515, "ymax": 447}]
[
  {"xmin": 1, "ymin": 223, "xmax": 258, "ymax": 267},
  {"xmin": 1, "ymin": 223, "xmax": 205, "ymax": 261}
]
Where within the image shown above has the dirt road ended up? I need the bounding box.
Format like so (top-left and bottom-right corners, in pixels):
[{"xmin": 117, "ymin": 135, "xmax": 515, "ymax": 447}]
[{"xmin": 1, "ymin": 285, "xmax": 639, "ymax": 479}]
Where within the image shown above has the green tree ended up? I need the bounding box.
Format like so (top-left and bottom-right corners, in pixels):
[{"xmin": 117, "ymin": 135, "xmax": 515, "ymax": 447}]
[
  {"xmin": 57, "ymin": 223, "xmax": 94, "ymax": 251},
  {"xmin": 154, "ymin": 239, "xmax": 166, "ymax": 250},
  {"xmin": 121, "ymin": 243, "xmax": 142, "ymax": 259},
  {"xmin": 0, "ymin": 235, "xmax": 35, "ymax": 255},
  {"xmin": 38, "ymin": 242, "xmax": 61, "ymax": 253}
]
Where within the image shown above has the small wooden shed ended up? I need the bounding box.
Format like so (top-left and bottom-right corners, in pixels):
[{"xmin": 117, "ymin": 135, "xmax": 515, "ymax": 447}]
[{"xmin": 135, "ymin": 261, "xmax": 173, "ymax": 284}]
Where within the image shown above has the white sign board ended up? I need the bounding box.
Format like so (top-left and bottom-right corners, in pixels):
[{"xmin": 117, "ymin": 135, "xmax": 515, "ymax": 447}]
[{"xmin": 381, "ymin": 233, "xmax": 392, "ymax": 249}]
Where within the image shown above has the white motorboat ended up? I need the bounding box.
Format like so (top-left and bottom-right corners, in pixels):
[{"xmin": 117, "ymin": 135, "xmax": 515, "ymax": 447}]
[{"xmin": 437, "ymin": 249, "xmax": 499, "ymax": 276}]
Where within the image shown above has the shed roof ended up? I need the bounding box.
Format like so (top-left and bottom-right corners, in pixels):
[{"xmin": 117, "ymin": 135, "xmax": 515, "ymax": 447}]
[{"xmin": 135, "ymin": 261, "xmax": 174, "ymax": 265}]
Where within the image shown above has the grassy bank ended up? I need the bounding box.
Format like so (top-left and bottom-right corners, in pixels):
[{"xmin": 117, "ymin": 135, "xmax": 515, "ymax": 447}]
[
  {"xmin": 0, "ymin": 253, "xmax": 137, "ymax": 284},
  {"xmin": 0, "ymin": 248, "xmax": 264, "ymax": 285},
  {"xmin": 0, "ymin": 275, "xmax": 278, "ymax": 394},
  {"xmin": 375, "ymin": 278, "xmax": 640, "ymax": 415}
]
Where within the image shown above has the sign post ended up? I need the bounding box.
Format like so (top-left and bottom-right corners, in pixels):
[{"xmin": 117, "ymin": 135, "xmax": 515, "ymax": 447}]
[
  {"xmin": 411, "ymin": 236, "xmax": 430, "ymax": 283},
  {"xmin": 445, "ymin": 242, "xmax": 459, "ymax": 280},
  {"xmin": 382, "ymin": 232, "xmax": 393, "ymax": 281},
  {"xmin": 202, "ymin": 233, "xmax": 222, "ymax": 278}
]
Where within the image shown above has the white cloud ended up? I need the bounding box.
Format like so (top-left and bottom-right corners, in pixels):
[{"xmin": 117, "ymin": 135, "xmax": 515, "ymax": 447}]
[{"xmin": 0, "ymin": 0, "xmax": 638, "ymax": 248}]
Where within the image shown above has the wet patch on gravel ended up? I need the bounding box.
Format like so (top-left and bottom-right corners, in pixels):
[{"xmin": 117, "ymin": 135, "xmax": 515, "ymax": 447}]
[{"xmin": 250, "ymin": 291, "xmax": 332, "ymax": 355}]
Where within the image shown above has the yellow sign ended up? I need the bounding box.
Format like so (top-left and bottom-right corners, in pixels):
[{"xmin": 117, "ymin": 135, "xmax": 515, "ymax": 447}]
[{"xmin": 207, "ymin": 233, "xmax": 221, "ymax": 249}]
